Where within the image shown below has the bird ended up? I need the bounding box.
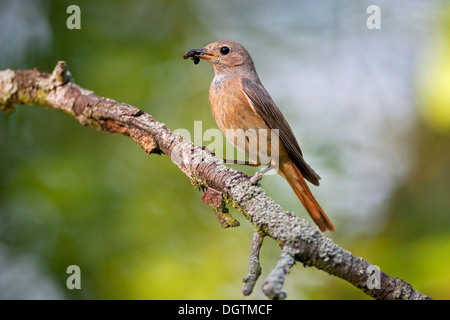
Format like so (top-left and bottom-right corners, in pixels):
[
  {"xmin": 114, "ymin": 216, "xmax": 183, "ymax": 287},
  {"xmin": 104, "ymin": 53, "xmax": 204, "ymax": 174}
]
[{"xmin": 183, "ymin": 41, "xmax": 335, "ymax": 232}]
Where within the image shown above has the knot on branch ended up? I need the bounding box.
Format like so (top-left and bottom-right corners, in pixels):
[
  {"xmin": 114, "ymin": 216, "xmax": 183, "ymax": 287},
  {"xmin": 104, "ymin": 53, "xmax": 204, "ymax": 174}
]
[
  {"xmin": 50, "ymin": 61, "xmax": 71, "ymax": 86},
  {"xmin": 0, "ymin": 69, "xmax": 17, "ymax": 114},
  {"xmin": 201, "ymin": 187, "xmax": 240, "ymax": 228}
]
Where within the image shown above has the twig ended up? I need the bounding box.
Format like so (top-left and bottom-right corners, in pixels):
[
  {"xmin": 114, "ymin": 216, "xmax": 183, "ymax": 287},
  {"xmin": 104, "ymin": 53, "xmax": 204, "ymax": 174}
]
[{"xmin": 262, "ymin": 249, "xmax": 295, "ymax": 300}]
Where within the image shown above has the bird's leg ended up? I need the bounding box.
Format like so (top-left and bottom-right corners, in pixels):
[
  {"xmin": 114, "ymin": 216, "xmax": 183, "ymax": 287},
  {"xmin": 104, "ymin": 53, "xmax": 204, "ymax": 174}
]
[
  {"xmin": 223, "ymin": 159, "xmax": 261, "ymax": 167},
  {"xmin": 219, "ymin": 157, "xmax": 277, "ymax": 185},
  {"xmin": 259, "ymin": 164, "xmax": 277, "ymax": 175},
  {"xmin": 212, "ymin": 152, "xmax": 276, "ymax": 185},
  {"xmin": 202, "ymin": 147, "xmax": 260, "ymax": 167},
  {"xmin": 219, "ymin": 157, "xmax": 266, "ymax": 185}
]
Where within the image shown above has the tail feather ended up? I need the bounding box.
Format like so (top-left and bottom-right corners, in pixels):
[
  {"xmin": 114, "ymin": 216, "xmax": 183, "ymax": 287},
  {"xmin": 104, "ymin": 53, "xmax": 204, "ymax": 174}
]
[{"xmin": 279, "ymin": 160, "xmax": 335, "ymax": 232}]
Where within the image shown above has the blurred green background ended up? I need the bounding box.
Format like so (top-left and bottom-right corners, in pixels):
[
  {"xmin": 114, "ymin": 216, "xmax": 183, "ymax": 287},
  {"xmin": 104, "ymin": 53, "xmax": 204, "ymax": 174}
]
[{"xmin": 0, "ymin": 0, "xmax": 449, "ymax": 299}]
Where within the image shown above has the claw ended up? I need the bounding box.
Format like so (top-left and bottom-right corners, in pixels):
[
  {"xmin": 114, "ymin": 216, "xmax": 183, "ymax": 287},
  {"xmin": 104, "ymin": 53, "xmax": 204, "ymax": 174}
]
[{"xmin": 250, "ymin": 172, "xmax": 263, "ymax": 185}]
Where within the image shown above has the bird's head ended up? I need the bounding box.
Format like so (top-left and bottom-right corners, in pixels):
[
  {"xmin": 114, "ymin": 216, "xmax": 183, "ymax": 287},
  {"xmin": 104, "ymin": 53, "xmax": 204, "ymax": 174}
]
[{"xmin": 184, "ymin": 41, "xmax": 255, "ymax": 75}]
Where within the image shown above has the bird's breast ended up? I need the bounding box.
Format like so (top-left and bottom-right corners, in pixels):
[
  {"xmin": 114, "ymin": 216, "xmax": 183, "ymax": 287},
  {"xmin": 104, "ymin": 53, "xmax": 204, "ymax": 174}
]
[
  {"xmin": 208, "ymin": 75, "xmax": 278, "ymax": 164},
  {"xmin": 209, "ymin": 76, "xmax": 266, "ymax": 133}
]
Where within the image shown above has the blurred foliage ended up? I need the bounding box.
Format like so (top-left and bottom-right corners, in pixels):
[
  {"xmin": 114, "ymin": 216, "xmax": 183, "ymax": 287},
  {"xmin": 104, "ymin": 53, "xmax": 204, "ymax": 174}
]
[
  {"xmin": 418, "ymin": 3, "xmax": 450, "ymax": 133},
  {"xmin": 0, "ymin": 0, "xmax": 449, "ymax": 299}
]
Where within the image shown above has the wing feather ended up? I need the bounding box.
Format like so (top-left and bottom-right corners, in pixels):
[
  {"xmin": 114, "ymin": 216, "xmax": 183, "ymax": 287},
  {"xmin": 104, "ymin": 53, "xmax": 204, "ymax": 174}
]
[{"xmin": 241, "ymin": 77, "xmax": 321, "ymax": 185}]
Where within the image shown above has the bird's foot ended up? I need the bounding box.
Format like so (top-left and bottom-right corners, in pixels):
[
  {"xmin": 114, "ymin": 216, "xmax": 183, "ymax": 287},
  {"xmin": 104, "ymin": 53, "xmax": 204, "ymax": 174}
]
[{"xmin": 250, "ymin": 171, "xmax": 263, "ymax": 185}]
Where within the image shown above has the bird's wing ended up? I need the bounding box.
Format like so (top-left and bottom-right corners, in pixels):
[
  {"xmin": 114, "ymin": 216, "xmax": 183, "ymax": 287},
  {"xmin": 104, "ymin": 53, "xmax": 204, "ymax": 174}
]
[{"xmin": 241, "ymin": 77, "xmax": 321, "ymax": 185}]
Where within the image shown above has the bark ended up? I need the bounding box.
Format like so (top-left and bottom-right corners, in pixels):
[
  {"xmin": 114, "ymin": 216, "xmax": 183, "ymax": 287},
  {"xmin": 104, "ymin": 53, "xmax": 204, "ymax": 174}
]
[{"xmin": 0, "ymin": 62, "xmax": 431, "ymax": 300}]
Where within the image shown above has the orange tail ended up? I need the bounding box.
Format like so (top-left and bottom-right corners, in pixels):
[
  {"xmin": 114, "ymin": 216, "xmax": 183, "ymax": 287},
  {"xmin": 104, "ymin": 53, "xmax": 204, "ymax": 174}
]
[{"xmin": 279, "ymin": 160, "xmax": 335, "ymax": 232}]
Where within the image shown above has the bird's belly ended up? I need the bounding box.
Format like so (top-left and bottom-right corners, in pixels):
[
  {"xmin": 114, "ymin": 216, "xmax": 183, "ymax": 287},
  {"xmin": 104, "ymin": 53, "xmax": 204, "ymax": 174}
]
[{"xmin": 209, "ymin": 84, "xmax": 279, "ymax": 165}]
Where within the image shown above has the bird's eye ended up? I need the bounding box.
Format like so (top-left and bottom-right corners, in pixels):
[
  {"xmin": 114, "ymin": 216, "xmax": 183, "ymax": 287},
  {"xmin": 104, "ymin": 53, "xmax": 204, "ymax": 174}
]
[{"xmin": 220, "ymin": 46, "xmax": 230, "ymax": 55}]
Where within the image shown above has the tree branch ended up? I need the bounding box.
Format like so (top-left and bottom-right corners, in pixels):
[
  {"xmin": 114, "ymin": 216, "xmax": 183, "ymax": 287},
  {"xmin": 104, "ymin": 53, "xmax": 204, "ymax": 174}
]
[{"xmin": 0, "ymin": 62, "xmax": 431, "ymax": 300}]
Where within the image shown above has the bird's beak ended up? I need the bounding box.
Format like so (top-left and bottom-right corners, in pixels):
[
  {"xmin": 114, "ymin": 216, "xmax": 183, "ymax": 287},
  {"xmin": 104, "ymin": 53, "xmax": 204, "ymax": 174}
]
[
  {"xmin": 183, "ymin": 48, "xmax": 216, "ymax": 61},
  {"xmin": 196, "ymin": 48, "xmax": 216, "ymax": 60}
]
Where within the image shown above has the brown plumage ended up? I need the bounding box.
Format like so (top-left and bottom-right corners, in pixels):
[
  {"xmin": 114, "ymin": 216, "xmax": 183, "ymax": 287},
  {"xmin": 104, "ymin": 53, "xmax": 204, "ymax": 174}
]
[{"xmin": 184, "ymin": 41, "xmax": 335, "ymax": 232}]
